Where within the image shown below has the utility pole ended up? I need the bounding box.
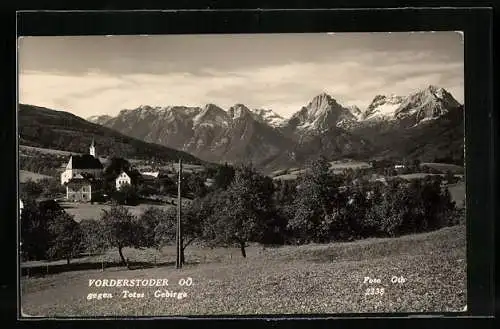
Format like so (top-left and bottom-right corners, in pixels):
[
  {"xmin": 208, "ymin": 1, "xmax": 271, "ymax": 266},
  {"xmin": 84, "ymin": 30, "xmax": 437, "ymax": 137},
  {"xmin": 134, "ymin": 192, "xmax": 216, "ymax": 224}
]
[{"xmin": 176, "ymin": 158, "xmax": 183, "ymax": 269}]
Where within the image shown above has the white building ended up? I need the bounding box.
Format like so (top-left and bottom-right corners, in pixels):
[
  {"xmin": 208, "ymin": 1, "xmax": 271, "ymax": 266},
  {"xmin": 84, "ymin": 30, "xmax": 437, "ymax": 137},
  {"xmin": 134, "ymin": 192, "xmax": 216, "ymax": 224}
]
[
  {"xmin": 116, "ymin": 171, "xmax": 132, "ymax": 190},
  {"xmin": 60, "ymin": 139, "xmax": 104, "ymax": 203},
  {"xmin": 60, "ymin": 139, "xmax": 103, "ymax": 185},
  {"xmin": 89, "ymin": 138, "xmax": 97, "ymax": 157},
  {"xmin": 141, "ymin": 171, "xmax": 159, "ymax": 178}
]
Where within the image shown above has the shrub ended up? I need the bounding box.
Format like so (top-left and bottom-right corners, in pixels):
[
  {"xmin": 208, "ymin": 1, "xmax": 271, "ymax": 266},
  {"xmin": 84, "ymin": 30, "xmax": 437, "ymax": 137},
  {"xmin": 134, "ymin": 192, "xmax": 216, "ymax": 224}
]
[{"xmin": 46, "ymin": 212, "xmax": 84, "ymax": 264}]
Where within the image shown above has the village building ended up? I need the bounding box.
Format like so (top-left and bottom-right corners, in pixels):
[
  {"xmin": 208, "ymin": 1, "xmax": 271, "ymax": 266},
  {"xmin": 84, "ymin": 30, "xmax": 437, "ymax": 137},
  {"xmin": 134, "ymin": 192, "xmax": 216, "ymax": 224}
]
[
  {"xmin": 140, "ymin": 171, "xmax": 160, "ymax": 178},
  {"xmin": 65, "ymin": 173, "xmax": 104, "ymax": 202},
  {"xmin": 115, "ymin": 171, "xmax": 132, "ymax": 190},
  {"xmin": 60, "ymin": 139, "xmax": 103, "ymax": 185},
  {"xmin": 61, "ymin": 139, "xmax": 104, "ymax": 202},
  {"xmin": 204, "ymin": 178, "xmax": 215, "ymax": 187}
]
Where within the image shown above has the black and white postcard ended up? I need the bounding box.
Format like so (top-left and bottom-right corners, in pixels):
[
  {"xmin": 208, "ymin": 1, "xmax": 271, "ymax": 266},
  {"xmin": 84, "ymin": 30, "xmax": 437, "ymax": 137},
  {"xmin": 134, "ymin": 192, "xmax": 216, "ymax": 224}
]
[{"xmin": 18, "ymin": 32, "xmax": 466, "ymax": 317}]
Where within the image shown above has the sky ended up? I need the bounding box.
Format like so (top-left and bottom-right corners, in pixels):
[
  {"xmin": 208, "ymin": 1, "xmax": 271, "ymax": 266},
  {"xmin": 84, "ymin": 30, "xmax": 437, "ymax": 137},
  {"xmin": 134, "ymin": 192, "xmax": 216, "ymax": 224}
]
[{"xmin": 18, "ymin": 32, "xmax": 464, "ymax": 119}]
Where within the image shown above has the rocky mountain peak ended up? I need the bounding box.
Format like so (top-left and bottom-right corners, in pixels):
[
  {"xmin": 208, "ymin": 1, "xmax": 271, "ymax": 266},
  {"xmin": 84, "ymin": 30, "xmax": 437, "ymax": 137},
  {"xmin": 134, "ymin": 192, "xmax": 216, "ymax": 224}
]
[
  {"xmin": 228, "ymin": 104, "xmax": 252, "ymax": 120},
  {"xmin": 193, "ymin": 103, "xmax": 229, "ymax": 126},
  {"xmin": 285, "ymin": 93, "xmax": 356, "ymax": 133},
  {"xmin": 346, "ymin": 105, "xmax": 363, "ymax": 118},
  {"xmin": 251, "ymin": 108, "xmax": 285, "ymax": 127},
  {"xmin": 308, "ymin": 92, "xmax": 339, "ymax": 112}
]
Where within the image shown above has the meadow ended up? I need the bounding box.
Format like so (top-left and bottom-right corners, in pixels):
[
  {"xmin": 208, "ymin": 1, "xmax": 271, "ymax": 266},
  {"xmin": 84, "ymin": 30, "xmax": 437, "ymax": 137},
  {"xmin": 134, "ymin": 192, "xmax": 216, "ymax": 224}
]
[
  {"xmin": 447, "ymin": 182, "xmax": 466, "ymax": 208},
  {"xmin": 59, "ymin": 201, "xmax": 178, "ymax": 222},
  {"xmin": 272, "ymin": 160, "xmax": 372, "ymax": 181},
  {"xmin": 19, "ymin": 145, "xmax": 77, "ymax": 156},
  {"xmin": 19, "ymin": 170, "xmax": 54, "ymax": 183},
  {"xmin": 20, "ymin": 224, "xmax": 466, "ymax": 316},
  {"xmin": 420, "ymin": 162, "xmax": 464, "ymax": 174}
]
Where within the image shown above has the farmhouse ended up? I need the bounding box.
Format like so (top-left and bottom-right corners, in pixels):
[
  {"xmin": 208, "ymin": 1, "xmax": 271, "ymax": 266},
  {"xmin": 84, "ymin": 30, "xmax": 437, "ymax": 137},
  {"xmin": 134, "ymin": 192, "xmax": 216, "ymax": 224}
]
[
  {"xmin": 140, "ymin": 171, "xmax": 160, "ymax": 178},
  {"xmin": 115, "ymin": 171, "xmax": 132, "ymax": 190},
  {"xmin": 61, "ymin": 139, "xmax": 104, "ymax": 202},
  {"xmin": 65, "ymin": 173, "xmax": 104, "ymax": 202}
]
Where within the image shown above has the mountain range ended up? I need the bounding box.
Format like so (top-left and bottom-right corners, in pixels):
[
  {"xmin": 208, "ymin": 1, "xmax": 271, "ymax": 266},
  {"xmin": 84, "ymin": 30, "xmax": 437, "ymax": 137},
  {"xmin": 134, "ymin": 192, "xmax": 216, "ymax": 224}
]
[
  {"xmin": 18, "ymin": 104, "xmax": 203, "ymax": 164},
  {"xmin": 86, "ymin": 85, "xmax": 463, "ymax": 171}
]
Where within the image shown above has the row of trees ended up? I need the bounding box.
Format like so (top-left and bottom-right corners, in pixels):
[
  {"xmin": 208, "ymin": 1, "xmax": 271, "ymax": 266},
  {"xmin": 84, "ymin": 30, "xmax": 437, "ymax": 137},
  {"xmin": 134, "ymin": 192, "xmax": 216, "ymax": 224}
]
[
  {"xmin": 20, "ymin": 157, "xmax": 461, "ymax": 266},
  {"xmin": 20, "ymin": 178, "xmax": 66, "ymax": 201},
  {"xmin": 21, "ymin": 200, "xmax": 83, "ymax": 263},
  {"xmin": 20, "ymin": 153, "xmax": 63, "ymax": 177}
]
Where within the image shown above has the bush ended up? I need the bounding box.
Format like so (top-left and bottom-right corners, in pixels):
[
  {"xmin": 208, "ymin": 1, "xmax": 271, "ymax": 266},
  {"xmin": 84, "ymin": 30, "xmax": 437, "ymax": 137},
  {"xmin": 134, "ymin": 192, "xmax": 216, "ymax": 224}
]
[
  {"xmin": 80, "ymin": 219, "xmax": 108, "ymax": 254},
  {"xmin": 20, "ymin": 179, "xmax": 44, "ymax": 201},
  {"xmin": 46, "ymin": 212, "xmax": 84, "ymax": 264},
  {"xmin": 100, "ymin": 205, "xmax": 145, "ymax": 268},
  {"xmin": 112, "ymin": 184, "xmax": 140, "ymax": 206},
  {"xmin": 20, "ymin": 199, "xmax": 83, "ymax": 263}
]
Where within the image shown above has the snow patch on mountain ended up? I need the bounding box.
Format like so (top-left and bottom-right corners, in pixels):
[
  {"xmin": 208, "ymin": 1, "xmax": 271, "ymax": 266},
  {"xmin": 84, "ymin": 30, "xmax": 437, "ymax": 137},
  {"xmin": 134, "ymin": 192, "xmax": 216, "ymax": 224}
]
[
  {"xmin": 363, "ymin": 94, "xmax": 405, "ymax": 120},
  {"xmin": 361, "ymin": 86, "xmax": 461, "ymax": 126},
  {"xmin": 251, "ymin": 108, "xmax": 285, "ymax": 127},
  {"xmin": 193, "ymin": 103, "xmax": 229, "ymax": 127},
  {"xmin": 228, "ymin": 104, "xmax": 252, "ymax": 120},
  {"xmin": 394, "ymin": 85, "xmax": 460, "ymax": 121},
  {"xmin": 287, "ymin": 92, "xmax": 357, "ymax": 133},
  {"xmin": 346, "ymin": 105, "xmax": 363, "ymax": 120}
]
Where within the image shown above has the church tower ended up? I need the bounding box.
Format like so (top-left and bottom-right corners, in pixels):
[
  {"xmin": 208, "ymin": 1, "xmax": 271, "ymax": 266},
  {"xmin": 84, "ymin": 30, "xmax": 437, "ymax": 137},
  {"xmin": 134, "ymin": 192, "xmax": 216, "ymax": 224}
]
[{"xmin": 89, "ymin": 138, "xmax": 96, "ymax": 157}]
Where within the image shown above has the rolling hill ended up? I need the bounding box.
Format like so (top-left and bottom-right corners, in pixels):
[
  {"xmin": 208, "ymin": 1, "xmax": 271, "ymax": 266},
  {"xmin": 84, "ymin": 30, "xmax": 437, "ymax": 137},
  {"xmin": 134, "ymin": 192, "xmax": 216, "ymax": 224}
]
[{"xmin": 18, "ymin": 104, "xmax": 204, "ymax": 164}]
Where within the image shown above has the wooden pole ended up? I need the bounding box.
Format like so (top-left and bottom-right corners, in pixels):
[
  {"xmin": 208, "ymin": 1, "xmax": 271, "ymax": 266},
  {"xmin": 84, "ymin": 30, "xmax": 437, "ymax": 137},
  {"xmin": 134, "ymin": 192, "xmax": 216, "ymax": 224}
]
[{"xmin": 176, "ymin": 159, "xmax": 183, "ymax": 269}]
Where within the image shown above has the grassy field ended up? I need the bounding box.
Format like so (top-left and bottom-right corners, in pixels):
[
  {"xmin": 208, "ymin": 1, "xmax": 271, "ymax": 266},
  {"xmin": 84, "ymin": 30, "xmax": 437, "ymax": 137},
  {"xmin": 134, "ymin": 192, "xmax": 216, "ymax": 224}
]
[
  {"xmin": 330, "ymin": 160, "xmax": 371, "ymax": 171},
  {"xmin": 20, "ymin": 145, "xmax": 78, "ymax": 156},
  {"xmin": 420, "ymin": 162, "xmax": 464, "ymax": 174},
  {"xmin": 19, "ymin": 170, "xmax": 54, "ymax": 183},
  {"xmin": 272, "ymin": 161, "xmax": 372, "ymax": 181},
  {"xmin": 395, "ymin": 173, "xmax": 445, "ymax": 180},
  {"xmin": 448, "ymin": 182, "xmax": 466, "ymax": 208},
  {"xmin": 272, "ymin": 174, "xmax": 299, "ymax": 181},
  {"xmin": 20, "ymin": 224, "xmax": 466, "ymax": 316},
  {"xmin": 60, "ymin": 202, "xmax": 177, "ymax": 222}
]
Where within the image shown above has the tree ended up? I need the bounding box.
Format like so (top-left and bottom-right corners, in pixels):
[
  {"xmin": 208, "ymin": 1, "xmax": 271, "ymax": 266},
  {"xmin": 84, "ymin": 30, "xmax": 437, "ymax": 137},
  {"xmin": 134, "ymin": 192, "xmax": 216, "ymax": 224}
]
[
  {"xmin": 420, "ymin": 176, "xmax": 455, "ymax": 230},
  {"xmin": 153, "ymin": 201, "xmax": 205, "ymax": 264},
  {"xmin": 272, "ymin": 179, "xmax": 297, "ymax": 244},
  {"xmin": 184, "ymin": 172, "xmax": 208, "ymax": 198},
  {"xmin": 20, "ymin": 199, "xmax": 50, "ymax": 261},
  {"xmin": 139, "ymin": 207, "xmax": 168, "ymax": 250},
  {"xmin": 444, "ymin": 170, "xmax": 457, "ymax": 184},
  {"xmin": 412, "ymin": 159, "xmax": 422, "ymax": 172},
  {"xmin": 104, "ymin": 157, "xmax": 131, "ymax": 180},
  {"xmin": 287, "ymin": 156, "xmax": 345, "ymax": 243},
  {"xmin": 213, "ymin": 163, "xmax": 235, "ymax": 190},
  {"xmin": 156, "ymin": 172, "xmax": 176, "ymax": 196},
  {"xmin": 100, "ymin": 205, "xmax": 142, "ymax": 268},
  {"xmin": 20, "ymin": 199, "xmax": 72, "ymax": 261},
  {"xmin": 46, "ymin": 212, "xmax": 83, "ymax": 264},
  {"xmin": 204, "ymin": 165, "xmax": 275, "ymax": 257},
  {"xmin": 112, "ymin": 183, "xmax": 140, "ymax": 205},
  {"xmin": 20, "ymin": 179, "xmax": 44, "ymax": 201},
  {"xmin": 39, "ymin": 177, "xmax": 65, "ymax": 199},
  {"xmin": 80, "ymin": 219, "xmax": 109, "ymax": 255}
]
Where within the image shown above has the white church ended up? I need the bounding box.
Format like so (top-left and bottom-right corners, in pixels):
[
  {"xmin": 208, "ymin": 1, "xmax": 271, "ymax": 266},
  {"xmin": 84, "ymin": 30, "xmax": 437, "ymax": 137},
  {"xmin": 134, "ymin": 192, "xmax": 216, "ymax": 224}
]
[{"xmin": 60, "ymin": 139, "xmax": 132, "ymax": 202}]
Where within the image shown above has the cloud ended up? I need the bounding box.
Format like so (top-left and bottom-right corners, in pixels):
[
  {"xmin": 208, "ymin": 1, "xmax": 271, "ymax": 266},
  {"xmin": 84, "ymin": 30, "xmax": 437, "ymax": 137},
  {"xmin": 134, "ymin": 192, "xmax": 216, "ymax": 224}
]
[{"xmin": 19, "ymin": 47, "xmax": 463, "ymax": 119}]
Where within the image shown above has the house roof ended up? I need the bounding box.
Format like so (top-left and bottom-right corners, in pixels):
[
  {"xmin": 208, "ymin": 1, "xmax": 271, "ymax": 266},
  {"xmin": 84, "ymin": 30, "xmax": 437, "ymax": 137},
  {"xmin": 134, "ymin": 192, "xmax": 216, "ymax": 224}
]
[
  {"xmin": 66, "ymin": 172, "xmax": 102, "ymax": 185},
  {"xmin": 71, "ymin": 154, "xmax": 103, "ymax": 169},
  {"xmin": 113, "ymin": 169, "xmax": 141, "ymax": 181}
]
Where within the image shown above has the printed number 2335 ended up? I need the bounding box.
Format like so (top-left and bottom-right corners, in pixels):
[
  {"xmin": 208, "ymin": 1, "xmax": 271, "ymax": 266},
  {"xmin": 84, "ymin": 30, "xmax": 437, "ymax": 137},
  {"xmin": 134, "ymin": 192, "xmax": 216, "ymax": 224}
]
[{"xmin": 365, "ymin": 287, "xmax": 385, "ymax": 296}]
